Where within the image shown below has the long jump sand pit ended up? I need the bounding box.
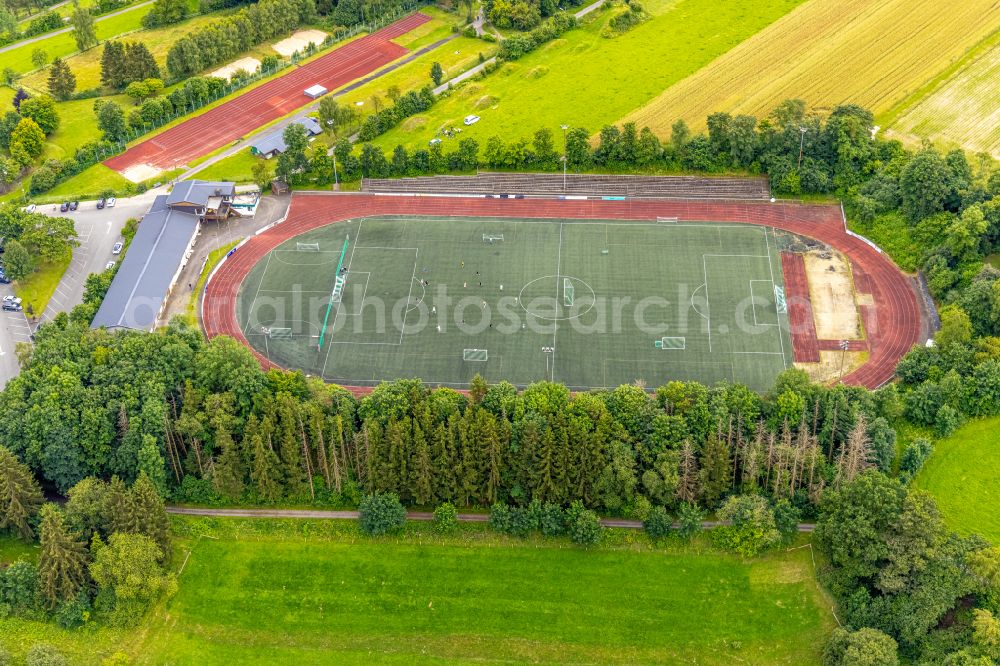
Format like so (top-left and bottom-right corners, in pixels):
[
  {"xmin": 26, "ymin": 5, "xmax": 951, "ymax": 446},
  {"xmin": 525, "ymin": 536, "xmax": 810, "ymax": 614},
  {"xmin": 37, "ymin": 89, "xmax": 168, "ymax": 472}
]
[
  {"xmin": 121, "ymin": 163, "xmax": 162, "ymax": 184},
  {"xmin": 212, "ymin": 57, "xmax": 261, "ymax": 81},
  {"xmin": 272, "ymin": 30, "xmax": 328, "ymax": 57},
  {"xmin": 804, "ymin": 249, "xmax": 862, "ymax": 340}
]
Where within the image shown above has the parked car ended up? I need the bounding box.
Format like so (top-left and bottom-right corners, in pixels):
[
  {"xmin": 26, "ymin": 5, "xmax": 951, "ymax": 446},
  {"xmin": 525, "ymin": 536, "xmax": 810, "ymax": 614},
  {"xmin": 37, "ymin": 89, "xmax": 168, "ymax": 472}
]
[
  {"xmin": 97, "ymin": 198, "xmax": 106, "ymax": 209},
  {"xmin": 112, "ymin": 241, "xmax": 124, "ymax": 255},
  {"xmin": 60, "ymin": 202, "xmax": 69, "ymax": 212},
  {"xmin": 106, "ymin": 197, "xmax": 116, "ymax": 208},
  {"xmin": 429, "ymin": 138, "xmax": 442, "ymax": 146},
  {"xmin": 25, "ymin": 204, "xmax": 35, "ymax": 213},
  {"xmin": 105, "ymin": 260, "xmax": 116, "ymax": 270},
  {"xmin": 69, "ymin": 201, "xmax": 79, "ymax": 211},
  {"xmin": 2, "ymin": 295, "xmax": 21, "ymax": 304},
  {"xmin": 463, "ymin": 115, "xmax": 480, "ymax": 126},
  {"xmin": 2, "ymin": 301, "xmax": 21, "ymax": 311}
]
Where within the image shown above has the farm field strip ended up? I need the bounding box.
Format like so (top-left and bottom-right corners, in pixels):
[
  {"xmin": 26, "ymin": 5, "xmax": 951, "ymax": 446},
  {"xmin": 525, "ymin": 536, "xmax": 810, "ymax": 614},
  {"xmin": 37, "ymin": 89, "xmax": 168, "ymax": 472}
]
[
  {"xmin": 884, "ymin": 39, "xmax": 1000, "ymax": 157},
  {"xmin": 373, "ymin": 0, "xmax": 804, "ymax": 151},
  {"xmin": 623, "ymin": 0, "xmax": 1000, "ymax": 132}
]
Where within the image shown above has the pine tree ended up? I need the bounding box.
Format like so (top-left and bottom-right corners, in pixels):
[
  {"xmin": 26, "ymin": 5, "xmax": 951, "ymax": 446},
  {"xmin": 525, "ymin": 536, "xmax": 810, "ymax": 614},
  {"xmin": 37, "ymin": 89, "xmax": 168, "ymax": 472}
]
[
  {"xmin": 699, "ymin": 432, "xmax": 731, "ymax": 507},
  {"xmin": 676, "ymin": 440, "xmax": 700, "ymax": 505},
  {"xmin": 836, "ymin": 412, "xmax": 872, "ymax": 489},
  {"xmin": 327, "ymin": 415, "xmax": 344, "ymax": 493},
  {"xmin": 0, "ymin": 446, "xmax": 44, "ymax": 540},
  {"xmin": 533, "ymin": 425, "xmax": 559, "ymax": 503},
  {"xmin": 249, "ymin": 433, "xmax": 282, "ymax": 503},
  {"xmin": 136, "ymin": 434, "xmax": 167, "ymax": 496},
  {"xmin": 46, "ymin": 57, "xmax": 76, "ymax": 101},
  {"xmin": 409, "ymin": 419, "xmax": 433, "ymax": 505},
  {"xmin": 38, "ymin": 505, "xmax": 89, "ymax": 609},
  {"xmin": 100, "ymin": 40, "xmax": 127, "ymax": 90},
  {"xmin": 478, "ymin": 410, "xmax": 504, "ymax": 505},
  {"xmin": 123, "ymin": 41, "xmax": 160, "ymax": 84},
  {"xmin": 386, "ymin": 418, "xmax": 409, "ymax": 499},
  {"xmin": 431, "ymin": 421, "xmax": 454, "ymax": 503},
  {"xmin": 103, "ymin": 476, "xmax": 140, "ymax": 536},
  {"xmin": 130, "ymin": 472, "xmax": 171, "ymax": 562},
  {"xmin": 469, "ymin": 373, "xmax": 488, "ymax": 404},
  {"xmin": 277, "ymin": 397, "xmax": 307, "ymax": 497},
  {"xmin": 457, "ymin": 409, "xmax": 482, "ymax": 506},
  {"xmin": 212, "ymin": 422, "xmax": 245, "ymax": 501}
]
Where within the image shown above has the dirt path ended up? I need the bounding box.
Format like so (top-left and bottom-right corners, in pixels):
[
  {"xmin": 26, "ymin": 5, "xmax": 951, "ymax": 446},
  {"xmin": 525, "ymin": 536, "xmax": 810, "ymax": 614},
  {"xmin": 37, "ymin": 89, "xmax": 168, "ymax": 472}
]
[{"xmin": 167, "ymin": 505, "xmax": 817, "ymax": 531}]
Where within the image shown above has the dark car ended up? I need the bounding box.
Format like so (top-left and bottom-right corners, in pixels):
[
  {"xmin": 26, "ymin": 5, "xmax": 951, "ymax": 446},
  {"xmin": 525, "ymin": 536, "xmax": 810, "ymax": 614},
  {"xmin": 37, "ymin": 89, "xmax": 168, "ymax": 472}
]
[
  {"xmin": 96, "ymin": 198, "xmax": 106, "ymax": 209},
  {"xmin": 69, "ymin": 201, "xmax": 79, "ymax": 211},
  {"xmin": 2, "ymin": 301, "xmax": 21, "ymax": 311},
  {"xmin": 60, "ymin": 202, "xmax": 70, "ymax": 212}
]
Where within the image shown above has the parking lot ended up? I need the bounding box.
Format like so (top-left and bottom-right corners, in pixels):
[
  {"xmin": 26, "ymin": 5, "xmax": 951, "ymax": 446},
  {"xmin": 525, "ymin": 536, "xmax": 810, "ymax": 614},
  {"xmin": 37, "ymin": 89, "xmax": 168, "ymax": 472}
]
[{"xmin": 0, "ymin": 190, "xmax": 164, "ymax": 387}]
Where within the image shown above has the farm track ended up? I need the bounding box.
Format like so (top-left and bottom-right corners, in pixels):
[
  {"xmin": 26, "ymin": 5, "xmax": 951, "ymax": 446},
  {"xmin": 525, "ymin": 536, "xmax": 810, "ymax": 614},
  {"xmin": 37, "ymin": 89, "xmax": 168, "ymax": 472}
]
[
  {"xmin": 104, "ymin": 12, "xmax": 430, "ymax": 173},
  {"xmin": 201, "ymin": 194, "xmax": 923, "ymax": 391},
  {"xmin": 166, "ymin": 505, "xmax": 818, "ymax": 531},
  {"xmin": 625, "ymin": 0, "xmax": 1000, "ymax": 131}
]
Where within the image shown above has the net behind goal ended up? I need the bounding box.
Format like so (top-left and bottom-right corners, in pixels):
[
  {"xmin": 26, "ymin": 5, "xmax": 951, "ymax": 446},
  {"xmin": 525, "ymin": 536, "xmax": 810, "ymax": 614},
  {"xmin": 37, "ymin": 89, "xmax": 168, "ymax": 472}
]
[
  {"xmin": 563, "ymin": 278, "xmax": 574, "ymax": 306},
  {"xmin": 296, "ymin": 242, "xmax": 321, "ymax": 251},
  {"xmin": 463, "ymin": 348, "xmax": 488, "ymax": 361},
  {"xmin": 265, "ymin": 327, "xmax": 292, "ymax": 339},
  {"xmin": 483, "ymin": 234, "xmax": 504, "ymax": 243}
]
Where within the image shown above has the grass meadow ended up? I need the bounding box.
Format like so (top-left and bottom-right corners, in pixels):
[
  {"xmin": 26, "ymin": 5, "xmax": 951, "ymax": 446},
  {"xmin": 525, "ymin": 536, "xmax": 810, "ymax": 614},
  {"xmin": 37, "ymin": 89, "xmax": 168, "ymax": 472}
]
[
  {"xmin": 13, "ymin": 249, "xmax": 72, "ymax": 315},
  {"xmin": 373, "ymin": 0, "xmax": 803, "ymax": 151},
  {"xmin": 914, "ymin": 417, "xmax": 1000, "ymax": 544},
  {"xmin": 623, "ymin": 0, "xmax": 1000, "ymax": 132},
  {"xmin": 0, "ymin": 519, "xmax": 835, "ymax": 664}
]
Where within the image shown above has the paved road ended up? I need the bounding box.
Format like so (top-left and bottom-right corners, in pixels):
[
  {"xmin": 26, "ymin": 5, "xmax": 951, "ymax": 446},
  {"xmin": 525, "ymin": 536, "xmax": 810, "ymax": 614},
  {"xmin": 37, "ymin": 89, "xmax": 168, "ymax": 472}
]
[
  {"xmin": 0, "ymin": 0, "xmax": 155, "ymax": 56},
  {"xmin": 167, "ymin": 506, "xmax": 818, "ymax": 532}
]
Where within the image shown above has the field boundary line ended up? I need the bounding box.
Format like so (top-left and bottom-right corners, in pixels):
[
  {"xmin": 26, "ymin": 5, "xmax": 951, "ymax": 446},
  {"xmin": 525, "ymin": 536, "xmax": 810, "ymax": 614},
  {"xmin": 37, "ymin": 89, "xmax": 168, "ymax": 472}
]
[
  {"xmin": 243, "ymin": 251, "xmax": 274, "ymax": 334},
  {"xmin": 320, "ymin": 219, "xmax": 364, "ymax": 378},
  {"xmin": 702, "ymin": 255, "xmax": 712, "ymax": 352},
  {"xmin": 399, "ymin": 250, "xmax": 420, "ymax": 343},
  {"xmin": 764, "ymin": 226, "xmax": 788, "ymax": 366}
]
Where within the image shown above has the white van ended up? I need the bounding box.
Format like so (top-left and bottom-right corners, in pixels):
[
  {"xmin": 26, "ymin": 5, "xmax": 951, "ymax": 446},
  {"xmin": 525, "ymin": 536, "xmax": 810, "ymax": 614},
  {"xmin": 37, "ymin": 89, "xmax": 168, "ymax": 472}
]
[{"xmin": 463, "ymin": 115, "xmax": 480, "ymax": 126}]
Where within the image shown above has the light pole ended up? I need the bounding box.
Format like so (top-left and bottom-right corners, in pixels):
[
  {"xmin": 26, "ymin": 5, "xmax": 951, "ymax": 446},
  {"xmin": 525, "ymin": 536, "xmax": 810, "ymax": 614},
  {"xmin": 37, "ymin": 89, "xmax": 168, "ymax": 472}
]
[
  {"xmin": 332, "ymin": 143, "xmax": 339, "ymax": 191},
  {"xmin": 797, "ymin": 126, "xmax": 807, "ymax": 170},
  {"xmin": 560, "ymin": 124, "xmax": 569, "ymax": 191}
]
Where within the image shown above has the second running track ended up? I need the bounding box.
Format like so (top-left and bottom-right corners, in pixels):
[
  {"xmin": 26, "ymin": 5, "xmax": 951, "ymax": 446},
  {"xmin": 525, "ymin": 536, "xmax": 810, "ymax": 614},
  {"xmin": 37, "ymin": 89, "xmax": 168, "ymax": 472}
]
[{"xmin": 104, "ymin": 12, "xmax": 430, "ymax": 175}]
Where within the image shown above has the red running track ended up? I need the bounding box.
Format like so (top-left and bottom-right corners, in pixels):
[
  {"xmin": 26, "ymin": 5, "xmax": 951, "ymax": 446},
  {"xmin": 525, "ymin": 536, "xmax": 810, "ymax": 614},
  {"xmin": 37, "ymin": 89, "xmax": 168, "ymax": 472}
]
[
  {"xmin": 780, "ymin": 252, "xmax": 821, "ymax": 363},
  {"xmin": 104, "ymin": 13, "xmax": 430, "ymax": 174},
  {"xmin": 203, "ymin": 194, "xmax": 924, "ymax": 391}
]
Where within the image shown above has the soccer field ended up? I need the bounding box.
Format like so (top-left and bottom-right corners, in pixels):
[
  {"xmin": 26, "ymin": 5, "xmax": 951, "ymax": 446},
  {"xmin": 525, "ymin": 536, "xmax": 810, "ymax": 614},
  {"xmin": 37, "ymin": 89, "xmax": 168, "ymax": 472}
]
[{"xmin": 236, "ymin": 216, "xmax": 793, "ymax": 391}]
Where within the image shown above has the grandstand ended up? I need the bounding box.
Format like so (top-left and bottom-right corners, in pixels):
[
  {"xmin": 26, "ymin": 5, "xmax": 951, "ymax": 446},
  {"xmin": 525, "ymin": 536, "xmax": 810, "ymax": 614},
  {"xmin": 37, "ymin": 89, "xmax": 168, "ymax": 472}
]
[{"xmin": 361, "ymin": 173, "xmax": 771, "ymax": 200}]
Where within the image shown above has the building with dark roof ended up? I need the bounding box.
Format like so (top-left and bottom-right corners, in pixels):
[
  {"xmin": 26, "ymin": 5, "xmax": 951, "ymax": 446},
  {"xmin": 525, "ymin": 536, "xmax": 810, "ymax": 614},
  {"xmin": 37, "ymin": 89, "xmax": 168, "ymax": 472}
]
[
  {"xmin": 91, "ymin": 180, "xmax": 237, "ymax": 331},
  {"xmin": 249, "ymin": 117, "xmax": 322, "ymax": 159}
]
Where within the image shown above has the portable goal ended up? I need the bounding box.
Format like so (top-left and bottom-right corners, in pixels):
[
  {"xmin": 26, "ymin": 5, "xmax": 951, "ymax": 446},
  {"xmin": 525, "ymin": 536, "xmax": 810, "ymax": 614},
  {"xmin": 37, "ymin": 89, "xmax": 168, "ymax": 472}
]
[
  {"xmin": 296, "ymin": 242, "xmax": 321, "ymax": 251},
  {"xmin": 463, "ymin": 348, "xmax": 488, "ymax": 361}
]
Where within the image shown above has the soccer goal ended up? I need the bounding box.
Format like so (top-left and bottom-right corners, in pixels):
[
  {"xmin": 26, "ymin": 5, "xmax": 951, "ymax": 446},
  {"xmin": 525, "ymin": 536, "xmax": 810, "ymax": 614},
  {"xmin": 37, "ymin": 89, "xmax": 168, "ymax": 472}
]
[
  {"xmin": 563, "ymin": 277, "xmax": 575, "ymax": 307},
  {"xmin": 296, "ymin": 242, "xmax": 321, "ymax": 251},
  {"xmin": 463, "ymin": 348, "xmax": 488, "ymax": 361},
  {"xmin": 656, "ymin": 216, "xmax": 679, "ymax": 224},
  {"xmin": 267, "ymin": 327, "xmax": 293, "ymax": 339},
  {"xmin": 654, "ymin": 336, "xmax": 685, "ymax": 350},
  {"xmin": 483, "ymin": 234, "xmax": 504, "ymax": 244},
  {"xmin": 773, "ymin": 285, "xmax": 787, "ymax": 314}
]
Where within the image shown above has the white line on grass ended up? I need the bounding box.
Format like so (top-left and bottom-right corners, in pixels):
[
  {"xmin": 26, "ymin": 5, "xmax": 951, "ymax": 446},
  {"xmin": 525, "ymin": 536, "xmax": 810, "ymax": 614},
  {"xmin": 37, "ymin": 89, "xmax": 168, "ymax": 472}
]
[
  {"xmin": 702, "ymin": 255, "xmax": 712, "ymax": 353},
  {"xmin": 243, "ymin": 251, "xmax": 274, "ymax": 334},
  {"xmin": 552, "ymin": 221, "xmax": 564, "ymax": 381},
  {"xmin": 399, "ymin": 250, "xmax": 419, "ymax": 344},
  {"xmin": 763, "ymin": 227, "xmax": 788, "ymax": 366}
]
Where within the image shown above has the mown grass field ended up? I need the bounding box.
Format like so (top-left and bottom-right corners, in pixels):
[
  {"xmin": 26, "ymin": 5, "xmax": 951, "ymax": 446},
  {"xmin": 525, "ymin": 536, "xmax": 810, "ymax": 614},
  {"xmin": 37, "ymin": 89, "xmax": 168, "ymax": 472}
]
[
  {"xmin": 885, "ymin": 35, "xmax": 1000, "ymax": 158},
  {"xmin": 624, "ymin": 0, "xmax": 1000, "ymax": 132},
  {"xmin": 914, "ymin": 417, "xmax": 1000, "ymax": 544},
  {"xmin": 135, "ymin": 521, "xmax": 832, "ymax": 664},
  {"xmin": 20, "ymin": 0, "xmax": 217, "ymax": 91},
  {"xmin": 374, "ymin": 0, "xmax": 803, "ymax": 151},
  {"xmin": 13, "ymin": 250, "xmax": 72, "ymax": 315},
  {"xmin": 0, "ymin": 0, "xmax": 161, "ymax": 77}
]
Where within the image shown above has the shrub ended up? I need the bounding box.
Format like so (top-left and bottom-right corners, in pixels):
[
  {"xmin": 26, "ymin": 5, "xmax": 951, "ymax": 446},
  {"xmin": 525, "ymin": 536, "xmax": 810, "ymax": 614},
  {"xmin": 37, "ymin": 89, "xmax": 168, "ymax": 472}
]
[
  {"xmin": 538, "ymin": 502, "xmax": 566, "ymax": 536},
  {"xmin": 644, "ymin": 505, "xmax": 672, "ymax": 539},
  {"xmin": 823, "ymin": 627, "xmax": 898, "ymax": 666},
  {"xmin": 358, "ymin": 492, "xmax": 406, "ymax": 536},
  {"xmin": 712, "ymin": 495, "xmax": 780, "ymax": 557},
  {"xmin": 0, "ymin": 645, "xmax": 11, "ymax": 666},
  {"xmin": 566, "ymin": 501, "xmax": 602, "ymax": 546},
  {"xmin": 489, "ymin": 502, "xmax": 512, "ymax": 532},
  {"xmin": 25, "ymin": 644, "xmax": 68, "ymax": 666},
  {"xmin": 898, "ymin": 438, "xmax": 934, "ymax": 483},
  {"xmin": 0, "ymin": 560, "xmax": 41, "ymax": 616},
  {"xmin": 54, "ymin": 590, "xmax": 92, "ymax": 629},
  {"xmin": 675, "ymin": 502, "xmax": 704, "ymax": 541},
  {"xmin": 432, "ymin": 502, "xmax": 458, "ymax": 533},
  {"xmin": 772, "ymin": 499, "xmax": 801, "ymax": 544}
]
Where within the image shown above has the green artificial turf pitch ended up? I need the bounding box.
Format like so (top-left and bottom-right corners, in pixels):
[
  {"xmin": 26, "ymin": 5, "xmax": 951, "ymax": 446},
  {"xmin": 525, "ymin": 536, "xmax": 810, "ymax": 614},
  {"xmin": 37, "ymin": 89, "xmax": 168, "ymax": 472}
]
[{"xmin": 237, "ymin": 216, "xmax": 793, "ymax": 390}]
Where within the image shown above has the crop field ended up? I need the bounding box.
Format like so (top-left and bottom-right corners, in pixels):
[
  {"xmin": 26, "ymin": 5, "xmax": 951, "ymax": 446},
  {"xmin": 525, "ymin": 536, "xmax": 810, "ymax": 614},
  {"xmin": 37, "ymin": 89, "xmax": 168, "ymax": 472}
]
[
  {"xmin": 124, "ymin": 522, "xmax": 833, "ymax": 664},
  {"xmin": 914, "ymin": 417, "xmax": 1000, "ymax": 544},
  {"xmin": 885, "ymin": 38, "xmax": 1000, "ymax": 158},
  {"xmin": 373, "ymin": 0, "xmax": 803, "ymax": 151},
  {"xmin": 237, "ymin": 215, "xmax": 793, "ymax": 391},
  {"xmin": 623, "ymin": 0, "xmax": 1000, "ymax": 133}
]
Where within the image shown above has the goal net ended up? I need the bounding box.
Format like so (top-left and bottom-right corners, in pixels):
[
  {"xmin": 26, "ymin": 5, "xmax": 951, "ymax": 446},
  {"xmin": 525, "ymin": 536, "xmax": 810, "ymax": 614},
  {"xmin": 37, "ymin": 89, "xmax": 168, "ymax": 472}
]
[
  {"xmin": 463, "ymin": 348, "xmax": 488, "ymax": 361},
  {"xmin": 266, "ymin": 327, "xmax": 293, "ymax": 339},
  {"xmin": 296, "ymin": 242, "xmax": 321, "ymax": 251},
  {"xmin": 563, "ymin": 277, "xmax": 574, "ymax": 307},
  {"xmin": 483, "ymin": 234, "xmax": 504, "ymax": 243},
  {"xmin": 655, "ymin": 336, "xmax": 685, "ymax": 350}
]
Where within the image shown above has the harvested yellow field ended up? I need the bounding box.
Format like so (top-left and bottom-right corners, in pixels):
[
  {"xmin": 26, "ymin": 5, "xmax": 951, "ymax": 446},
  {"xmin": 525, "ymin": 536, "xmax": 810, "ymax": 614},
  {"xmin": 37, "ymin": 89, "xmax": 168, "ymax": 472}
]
[
  {"xmin": 623, "ymin": 0, "xmax": 1000, "ymax": 133},
  {"xmin": 885, "ymin": 42, "xmax": 1000, "ymax": 158}
]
